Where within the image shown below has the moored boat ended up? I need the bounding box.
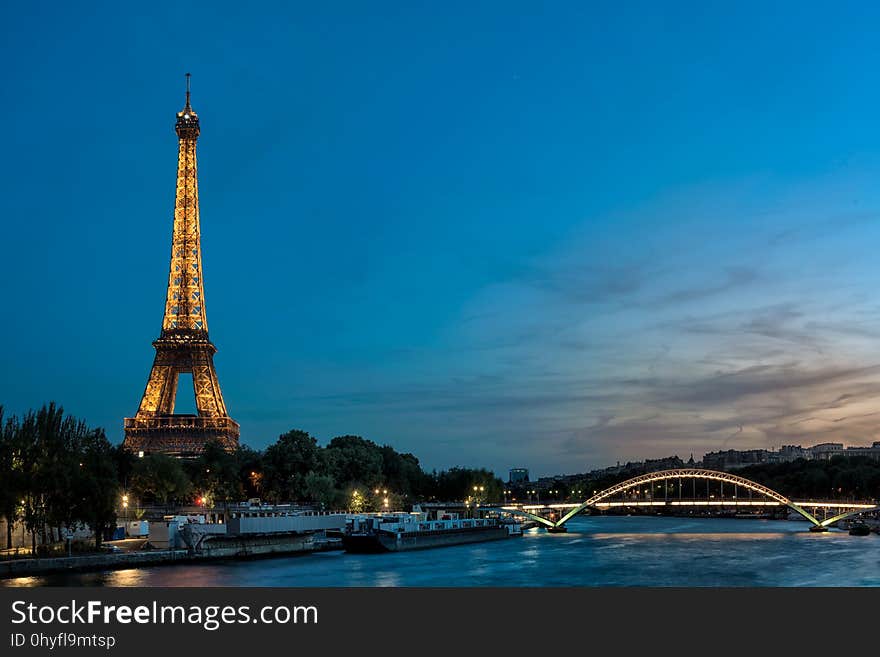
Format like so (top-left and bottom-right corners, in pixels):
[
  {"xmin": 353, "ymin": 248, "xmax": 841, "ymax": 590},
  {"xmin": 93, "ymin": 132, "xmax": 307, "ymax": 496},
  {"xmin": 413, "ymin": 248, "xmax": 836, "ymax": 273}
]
[
  {"xmin": 342, "ymin": 514, "xmax": 521, "ymax": 553},
  {"xmin": 848, "ymin": 521, "xmax": 871, "ymax": 536}
]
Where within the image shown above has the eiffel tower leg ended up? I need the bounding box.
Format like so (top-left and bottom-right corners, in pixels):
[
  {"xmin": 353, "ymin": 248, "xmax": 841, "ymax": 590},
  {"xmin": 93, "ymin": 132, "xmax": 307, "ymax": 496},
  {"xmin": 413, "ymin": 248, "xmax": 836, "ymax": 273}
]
[
  {"xmin": 137, "ymin": 354, "xmax": 179, "ymax": 416},
  {"xmin": 192, "ymin": 350, "xmax": 227, "ymax": 417}
]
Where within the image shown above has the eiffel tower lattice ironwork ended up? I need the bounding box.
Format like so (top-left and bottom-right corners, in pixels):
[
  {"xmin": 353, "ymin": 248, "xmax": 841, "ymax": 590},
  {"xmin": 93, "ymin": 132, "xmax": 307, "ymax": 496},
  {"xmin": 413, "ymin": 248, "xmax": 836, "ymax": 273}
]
[{"xmin": 123, "ymin": 74, "xmax": 239, "ymax": 457}]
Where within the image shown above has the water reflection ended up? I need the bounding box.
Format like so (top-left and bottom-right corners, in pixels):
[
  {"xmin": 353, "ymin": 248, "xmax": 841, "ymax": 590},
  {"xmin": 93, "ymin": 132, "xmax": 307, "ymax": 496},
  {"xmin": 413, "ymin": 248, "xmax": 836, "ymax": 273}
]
[
  {"xmin": 591, "ymin": 532, "xmax": 790, "ymax": 541},
  {"xmin": 2, "ymin": 575, "xmax": 45, "ymax": 587},
  {"xmin": 103, "ymin": 569, "xmax": 148, "ymax": 587}
]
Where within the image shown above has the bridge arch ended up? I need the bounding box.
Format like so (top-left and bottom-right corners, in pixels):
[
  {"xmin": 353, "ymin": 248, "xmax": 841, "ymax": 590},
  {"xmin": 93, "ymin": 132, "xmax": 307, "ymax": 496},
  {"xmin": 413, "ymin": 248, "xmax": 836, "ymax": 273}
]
[{"xmin": 543, "ymin": 469, "xmax": 822, "ymax": 528}]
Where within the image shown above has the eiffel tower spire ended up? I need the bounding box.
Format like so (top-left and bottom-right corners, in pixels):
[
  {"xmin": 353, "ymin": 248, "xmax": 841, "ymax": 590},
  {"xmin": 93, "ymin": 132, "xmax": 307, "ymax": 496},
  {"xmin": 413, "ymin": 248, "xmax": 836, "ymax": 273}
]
[{"xmin": 124, "ymin": 75, "xmax": 239, "ymax": 457}]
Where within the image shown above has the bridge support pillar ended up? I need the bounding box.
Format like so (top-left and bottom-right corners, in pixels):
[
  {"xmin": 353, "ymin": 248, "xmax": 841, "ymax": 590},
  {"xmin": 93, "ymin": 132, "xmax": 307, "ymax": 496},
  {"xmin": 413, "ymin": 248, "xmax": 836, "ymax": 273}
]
[{"xmin": 546, "ymin": 526, "xmax": 568, "ymax": 533}]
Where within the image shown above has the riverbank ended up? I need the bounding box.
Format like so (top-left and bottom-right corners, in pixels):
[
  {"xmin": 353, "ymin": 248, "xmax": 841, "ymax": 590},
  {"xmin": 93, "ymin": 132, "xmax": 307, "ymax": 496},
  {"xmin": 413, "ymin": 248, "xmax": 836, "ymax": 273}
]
[
  {"xmin": 0, "ymin": 535, "xmax": 339, "ymax": 579},
  {"xmin": 0, "ymin": 549, "xmax": 194, "ymax": 578}
]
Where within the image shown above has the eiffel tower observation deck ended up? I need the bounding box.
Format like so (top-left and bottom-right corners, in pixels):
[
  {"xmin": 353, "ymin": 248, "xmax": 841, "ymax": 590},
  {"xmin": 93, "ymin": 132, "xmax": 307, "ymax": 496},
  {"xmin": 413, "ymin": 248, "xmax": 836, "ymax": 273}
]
[{"xmin": 123, "ymin": 74, "xmax": 240, "ymax": 457}]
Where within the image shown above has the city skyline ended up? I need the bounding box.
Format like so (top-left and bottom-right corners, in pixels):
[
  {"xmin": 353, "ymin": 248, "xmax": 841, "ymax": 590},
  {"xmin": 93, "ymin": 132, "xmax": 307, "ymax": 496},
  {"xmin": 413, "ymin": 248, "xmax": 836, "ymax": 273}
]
[{"xmin": 6, "ymin": 4, "xmax": 880, "ymax": 478}]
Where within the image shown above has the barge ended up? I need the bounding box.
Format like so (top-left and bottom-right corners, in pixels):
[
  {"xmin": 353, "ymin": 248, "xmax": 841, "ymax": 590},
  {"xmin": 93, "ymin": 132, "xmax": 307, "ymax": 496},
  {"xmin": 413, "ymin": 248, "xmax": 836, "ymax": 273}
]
[
  {"xmin": 178, "ymin": 506, "xmax": 349, "ymax": 558},
  {"xmin": 342, "ymin": 514, "xmax": 521, "ymax": 553}
]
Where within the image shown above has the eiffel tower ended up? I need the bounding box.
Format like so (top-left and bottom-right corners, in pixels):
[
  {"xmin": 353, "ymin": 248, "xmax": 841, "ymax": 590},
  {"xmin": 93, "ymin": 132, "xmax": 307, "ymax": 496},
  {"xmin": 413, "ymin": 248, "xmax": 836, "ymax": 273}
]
[{"xmin": 123, "ymin": 75, "xmax": 240, "ymax": 457}]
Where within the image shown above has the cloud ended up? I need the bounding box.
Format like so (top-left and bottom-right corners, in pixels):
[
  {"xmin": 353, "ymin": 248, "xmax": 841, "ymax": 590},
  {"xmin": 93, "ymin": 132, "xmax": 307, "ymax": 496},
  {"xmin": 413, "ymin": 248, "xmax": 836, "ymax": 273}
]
[
  {"xmin": 253, "ymin": 180, "xmax": 880, "ymax": 478},
  {"xmin": 655, "ymin": 267, "xmax": 758, "ymax": 306},
  {"xmin": 514, "ymin": 260, "xmax": 657, "ymax": 306},
  {"xmin": 767, "ymin": 210, "xmax": 877, "ymax": 248}
]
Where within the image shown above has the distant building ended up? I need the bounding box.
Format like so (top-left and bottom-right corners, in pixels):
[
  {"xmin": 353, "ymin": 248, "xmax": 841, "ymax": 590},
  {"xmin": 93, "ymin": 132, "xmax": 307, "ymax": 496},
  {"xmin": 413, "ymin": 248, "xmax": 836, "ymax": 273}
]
[
  {"xmin": 644, "ymin": 456, "xmax": 685, "ymax": 471},
  {"xmin": 771, "ymin": 445, "xmax": 812, "ymax": 463},
  {"xmin": 702, "ymin": 449, "xmax": 771, "ymax": 471},
  {"xmin": 837, "ymin": 441, "xmax": 880, "ymax": 461},
  {"xmin": 700, "ymin": 441, "xmax": 880, "ymax": 469},
  {"xmin": 809, "ymin": 443, "xmax": 845, "ymax": 460},
  {"xmin": 508, "ymin": 468, "xmax": 529, "ymax": 484}
]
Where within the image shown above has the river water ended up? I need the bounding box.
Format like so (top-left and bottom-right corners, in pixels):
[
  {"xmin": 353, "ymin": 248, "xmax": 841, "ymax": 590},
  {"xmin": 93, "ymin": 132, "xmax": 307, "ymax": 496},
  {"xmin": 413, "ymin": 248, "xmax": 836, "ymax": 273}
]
[{"xmin": 4, "ymin": 516, "xmax": 879, "ymax": 587}]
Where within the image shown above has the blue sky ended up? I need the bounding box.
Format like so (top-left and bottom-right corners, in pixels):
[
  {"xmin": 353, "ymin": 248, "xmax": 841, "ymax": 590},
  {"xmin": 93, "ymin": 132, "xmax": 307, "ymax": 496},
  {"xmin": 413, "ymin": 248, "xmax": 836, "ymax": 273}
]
[{"xmin": 4, "ymin": 2, "xmax": 880, "ymax": 477}]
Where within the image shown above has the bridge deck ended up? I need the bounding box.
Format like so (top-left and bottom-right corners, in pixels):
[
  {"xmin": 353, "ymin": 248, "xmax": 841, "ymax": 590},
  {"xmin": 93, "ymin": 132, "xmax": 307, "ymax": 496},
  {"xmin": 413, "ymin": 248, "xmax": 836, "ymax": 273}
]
[{"xmin": 498, "ymin": 500, "xmax": 876, "ymax": 511}]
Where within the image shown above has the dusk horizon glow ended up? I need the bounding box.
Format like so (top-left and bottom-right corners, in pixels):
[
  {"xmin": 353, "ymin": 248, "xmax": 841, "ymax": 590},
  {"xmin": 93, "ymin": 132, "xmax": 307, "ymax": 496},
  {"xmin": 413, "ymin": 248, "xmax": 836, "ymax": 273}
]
[{"xmin": 5, "ymin": 3, "xmax": 880, "ymax": 478}]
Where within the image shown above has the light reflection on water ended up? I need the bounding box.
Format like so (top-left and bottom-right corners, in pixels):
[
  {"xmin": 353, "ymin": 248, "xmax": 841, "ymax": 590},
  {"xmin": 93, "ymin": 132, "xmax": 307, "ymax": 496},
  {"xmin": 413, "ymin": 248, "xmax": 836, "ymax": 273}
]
[
  {"xmin": 590, "ymin": 532, "xmax": 790, "ymax": 541},
  {"xmin": 103, "ymin": 569, "xmax": 147, "ymax": 587},
  {"xmin": 3, "ymin": 516, "xmax": 879, "ymax": 587}
]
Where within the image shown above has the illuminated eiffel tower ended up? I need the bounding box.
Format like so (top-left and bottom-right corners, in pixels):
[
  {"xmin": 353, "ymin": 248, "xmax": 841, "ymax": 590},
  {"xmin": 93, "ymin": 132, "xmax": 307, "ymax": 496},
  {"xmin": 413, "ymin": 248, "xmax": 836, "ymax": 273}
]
[{"xmin": 123, "ymin": 75, "xmax": 239, "ymax": 457}]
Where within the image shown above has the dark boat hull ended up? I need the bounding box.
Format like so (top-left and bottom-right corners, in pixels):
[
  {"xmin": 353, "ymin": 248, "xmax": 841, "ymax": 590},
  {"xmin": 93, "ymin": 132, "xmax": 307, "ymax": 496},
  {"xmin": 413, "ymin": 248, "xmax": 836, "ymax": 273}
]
[{"xmin": 343, "ymin": 525, "xmax": 512, "ymax": 553}]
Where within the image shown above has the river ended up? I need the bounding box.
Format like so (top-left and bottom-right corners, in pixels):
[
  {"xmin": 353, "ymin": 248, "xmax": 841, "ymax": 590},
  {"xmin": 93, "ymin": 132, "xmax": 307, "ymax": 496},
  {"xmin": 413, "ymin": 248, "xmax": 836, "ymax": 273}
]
[{"xmin": 3, "ymin": 516, "xmax": 879, "ymax": 586}]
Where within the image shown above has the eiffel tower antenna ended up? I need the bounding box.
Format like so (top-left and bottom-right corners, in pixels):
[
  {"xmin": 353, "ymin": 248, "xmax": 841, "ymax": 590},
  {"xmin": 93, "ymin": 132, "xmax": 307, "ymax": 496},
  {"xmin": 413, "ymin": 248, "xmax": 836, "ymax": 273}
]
[{"xmin": 124, "ymin": 75, "xmax": 239, "ymax": 457}]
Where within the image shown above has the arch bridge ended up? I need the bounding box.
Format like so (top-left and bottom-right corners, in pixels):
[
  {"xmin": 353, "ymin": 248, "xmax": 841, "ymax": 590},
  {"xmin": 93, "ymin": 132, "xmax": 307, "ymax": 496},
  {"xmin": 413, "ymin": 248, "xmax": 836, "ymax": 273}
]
[{"xmin": 500, "ymin": 469, "xmax": 879, "ymax": 531}]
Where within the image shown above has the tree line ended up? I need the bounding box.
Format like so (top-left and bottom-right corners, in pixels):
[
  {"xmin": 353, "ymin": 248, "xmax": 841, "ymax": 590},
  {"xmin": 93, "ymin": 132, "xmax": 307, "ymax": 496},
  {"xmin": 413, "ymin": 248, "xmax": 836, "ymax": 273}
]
[
  {"xmin": 735, "ymin": 457, "xmax": 880, "ymax": 500},
  {"xmin": 0, "ymin": 404, "xmax": 120, "ymax": 551},
  {"xmin": 0, "ymin": 403, "xmax": 504, "ymax": 551},
  {"xmin": 125, "ymin": 429, "xmax": 503, "ymax": 512}
]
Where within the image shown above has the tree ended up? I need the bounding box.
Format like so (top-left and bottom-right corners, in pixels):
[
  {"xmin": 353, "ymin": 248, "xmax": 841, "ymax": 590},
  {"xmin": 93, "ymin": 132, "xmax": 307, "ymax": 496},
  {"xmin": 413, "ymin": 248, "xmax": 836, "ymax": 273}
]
[
  {"xmin": 427, "ymin": 467, "xmax": 504, "ymax": 503},
  {"xmin": 18, "ymin": 406, "xmax": 55, "ymax": 552},
  {"xmin": 324, "ymin": 435, "xmax": 383, "ymax": 489},
  {"xmin": 380, "ymin": 446, "xmax": 426, "ymax": 496},
  {"xmin": 43, "ymin": 412, "xmax": 94, "ymax": 542},
  {"xmin": 235, "ymin": 445, "xmax": 265, "ymax": 499},
  {"xmin": 190, "ymin": 440, "xmax": 243, "ymax": 507},
  {"xmin": 0, "ymin": 407, "xmax": 23, "ymax": 549},
  {"xmin": 262, "ymin": 429, "xmax": 321, "ymax": 503},
  {"xmin": 348, "ymin": 488, "xmax": 367, "ymax": 513},
  {"xmin": 131, "ymin": 454, "xmax": 192, "ymax": 506},
  {"xmin": 76, "ymin": 429, "xmax": 120, "ymax": 549},
  {"xmin": 303, "ymin": 472, "xmax": 338, "ymax": 509}
]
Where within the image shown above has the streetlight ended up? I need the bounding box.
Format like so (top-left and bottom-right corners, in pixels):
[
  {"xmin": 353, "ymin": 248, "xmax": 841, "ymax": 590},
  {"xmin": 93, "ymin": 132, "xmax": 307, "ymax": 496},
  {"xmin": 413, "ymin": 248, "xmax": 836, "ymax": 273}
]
[{"xmin": 116, "ymin": 493, "xmax": 130, "ymax": 541}]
